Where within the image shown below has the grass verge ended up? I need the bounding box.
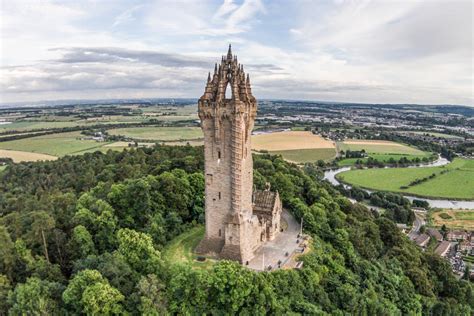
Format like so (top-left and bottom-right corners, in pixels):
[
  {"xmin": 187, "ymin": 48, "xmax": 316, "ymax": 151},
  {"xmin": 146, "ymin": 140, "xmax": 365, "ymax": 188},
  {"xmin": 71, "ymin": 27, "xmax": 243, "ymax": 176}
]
[{"xmin": 162, "ymin": 226, "xmax": 216, "ymax": 270}]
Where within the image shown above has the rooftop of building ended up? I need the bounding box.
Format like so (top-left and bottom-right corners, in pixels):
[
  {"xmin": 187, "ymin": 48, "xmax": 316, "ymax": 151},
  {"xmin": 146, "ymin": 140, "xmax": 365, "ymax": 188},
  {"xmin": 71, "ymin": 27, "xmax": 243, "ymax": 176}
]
[
  {"xmin": 253, "ymin": 190, "xmax": 278, "ymax": 213},
  {"xmin": 435, "ymin": 241, "xmax": 451, "ymax": 256},
  {"xmin": 427, "ymin": 228, "xmax": 443, "ymax": 240},
  {"xmin": 415, "ymin": 233, "xmax": 430, "ymax": 246}
]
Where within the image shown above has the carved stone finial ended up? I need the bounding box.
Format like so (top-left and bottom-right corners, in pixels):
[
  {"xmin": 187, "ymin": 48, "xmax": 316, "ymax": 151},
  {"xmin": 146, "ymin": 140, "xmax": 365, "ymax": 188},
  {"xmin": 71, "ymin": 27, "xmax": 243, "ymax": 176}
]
[{"xmin": 264, "ymin": 182, "xmax": 271, "ymax": 191}]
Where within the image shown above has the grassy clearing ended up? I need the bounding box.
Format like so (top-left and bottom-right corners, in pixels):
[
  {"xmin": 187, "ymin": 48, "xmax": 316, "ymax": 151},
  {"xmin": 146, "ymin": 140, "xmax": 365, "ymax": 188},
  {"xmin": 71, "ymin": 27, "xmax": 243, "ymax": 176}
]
[
  {"xmin": 431, "ymin": 209, "xmax": 474, "ymax": 230},
  {"xmin": 0, "ymin": 132, "xmax": 110, "ymax": 157},
  {"xmin": 252, "ymin": 131, "xmax": 335, "ymax": 151},
  {"xmin": 338, "ymin": 140, "xmax": 426, "ymax": 155},
  {"xmin": 108, "ymin": 127, "xmax": 203, "ymax": 141},
  {"xmin": 337, "ymin": 158, "xmax": 474, "ymax": 200},
  {"xmin": 270, "ymin": 148, "xmax": 336, "ymax": 163},
  {"xmin": 162, "ymin": 226, "xmax": 215, "ymax": 270}
]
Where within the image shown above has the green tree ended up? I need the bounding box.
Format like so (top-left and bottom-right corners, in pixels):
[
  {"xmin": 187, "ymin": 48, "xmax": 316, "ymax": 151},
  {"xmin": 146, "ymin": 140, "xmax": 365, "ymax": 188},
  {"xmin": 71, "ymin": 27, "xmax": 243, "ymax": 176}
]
[
  {"xmin": 81, "ymin": 282, "xmax": 125, "ymax": 315},
  {"xmin": 209, "ymin": 261, "xmax": 255, "ymax": 313},
  {"xmin": 62, "ymin": 269, "xmax": 107, "ymax": 313},
  {"xmin": 68, "ymin": 225, "xmax": 96, "ymax": 260},
  {"xmin": 137, "ymin": 274, "xmax": 167, "ymax": 315},
  {"xmin": 116, "ymin": 228, "xmax": 161, "ymax": 275},
  {"xmin": 0, "ymin": 274, "xmax": 12, "ymax": 312},
  {"xmin": 28, "ymin": 211, "xmax": 55, "ymax": 263},
  {"xmin": 0, "ymin": 225, "xmax": 15, "ymax": 280},
  {"xmin": 8, "ymin": 277, "xmax": 63, "ymax": 315}
]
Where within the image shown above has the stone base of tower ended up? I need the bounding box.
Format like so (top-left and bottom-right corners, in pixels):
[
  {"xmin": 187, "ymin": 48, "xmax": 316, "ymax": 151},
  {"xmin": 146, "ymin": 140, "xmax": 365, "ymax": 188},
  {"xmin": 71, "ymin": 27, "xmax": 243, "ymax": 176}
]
[
  {"xmin": 194, "ymin": 237, "xmax": 224, "ymax": 257},
  {"xmin": 220, "ymin": 244, "xmax": 246, "ymax": 263}
]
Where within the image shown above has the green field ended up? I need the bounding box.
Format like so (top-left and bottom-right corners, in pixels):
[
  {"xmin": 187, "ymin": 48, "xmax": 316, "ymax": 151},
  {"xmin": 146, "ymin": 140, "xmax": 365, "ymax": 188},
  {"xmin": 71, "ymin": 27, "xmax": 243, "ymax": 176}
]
[
  {"xmin": 162, "ymin": 226, "xmax": 215, "ymax": 270},
  {"xmin": 0, "ymin": 121, "xmax": 82, "ymax": 131},
  {"xmin": 338, "ymin": 153, "xmax": 434, "ymax": 166},
  {"xmin": 0, "ymin": 118, "xmax": 144, "ymax": 132},
  {"xmin": 337, "ymin": 158, "xmax": 474, "ymax": 200},
  {"xmin": 0, "ymin": 132, "xmax": 113, "ymax": 157},
  {"xmin": 271, "ymin": 148, "xmax": 336, "ymax": 163},
  {"xmin": 408, "ymin": 131, "xmax": 463, "ymax": 139},
  {"xmin": 338, "ymin": 140, "xmax": 426, "ymax": 155},
  {"xmin": 108, "ymin": 127, "xmax": 203, "ymax": 141},
  {"xmin": 337, "ymin": 140, "xmax": 431, "ymax": 166}
]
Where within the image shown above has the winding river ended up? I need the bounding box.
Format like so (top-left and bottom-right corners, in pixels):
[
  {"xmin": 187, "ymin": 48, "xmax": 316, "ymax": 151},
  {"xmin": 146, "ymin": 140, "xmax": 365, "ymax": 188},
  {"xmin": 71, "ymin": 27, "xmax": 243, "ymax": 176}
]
[{"xmin": 323, "ymin": 157, "xmax": 474, "ymax": 209}]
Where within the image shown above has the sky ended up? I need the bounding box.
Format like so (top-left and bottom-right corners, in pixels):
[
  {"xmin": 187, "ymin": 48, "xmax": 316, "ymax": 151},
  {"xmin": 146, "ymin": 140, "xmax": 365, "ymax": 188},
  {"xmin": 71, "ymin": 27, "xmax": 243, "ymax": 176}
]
[{"xmin": 0, "ymin": 0, "xmax": 472, "ymax": 106}]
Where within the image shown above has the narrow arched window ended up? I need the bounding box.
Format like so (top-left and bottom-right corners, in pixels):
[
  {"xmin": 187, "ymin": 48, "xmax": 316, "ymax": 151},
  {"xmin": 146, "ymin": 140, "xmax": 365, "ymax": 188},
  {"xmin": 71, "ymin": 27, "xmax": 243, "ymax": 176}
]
[{"xmin": 225, "ymin": 82, "xmax": 231, "ymax": 99}]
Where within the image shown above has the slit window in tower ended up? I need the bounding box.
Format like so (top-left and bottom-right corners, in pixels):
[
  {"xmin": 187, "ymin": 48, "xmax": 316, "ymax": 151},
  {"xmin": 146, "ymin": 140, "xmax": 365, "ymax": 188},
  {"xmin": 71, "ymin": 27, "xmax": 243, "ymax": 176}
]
[
  {"xmin": 219, "ymin": 229, "xmax": 222, "ymax": 237},
  {"xmin": 218, "ymin": 192, "xmax": 221, "ymax": 200},
  {"xmin": 218, "ymin": 150, "xmax": 221, "ymax": 159}
]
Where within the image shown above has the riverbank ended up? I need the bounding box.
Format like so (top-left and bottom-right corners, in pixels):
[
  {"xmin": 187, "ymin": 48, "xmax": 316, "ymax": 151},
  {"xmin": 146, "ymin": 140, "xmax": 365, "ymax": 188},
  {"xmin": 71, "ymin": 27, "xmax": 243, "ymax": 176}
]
[
  {"xmin": 335, "ymin": 158, "xmax": 473, "ymax": 201},
  {"xmin": 324, "ymin": 158, "xmax": 474, "ymax": 209}
]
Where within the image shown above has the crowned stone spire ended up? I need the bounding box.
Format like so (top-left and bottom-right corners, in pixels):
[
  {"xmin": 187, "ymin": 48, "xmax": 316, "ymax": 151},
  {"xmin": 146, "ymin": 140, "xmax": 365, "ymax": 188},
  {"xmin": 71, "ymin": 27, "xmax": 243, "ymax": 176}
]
[{"xmin": 227, "ymin": 44, "xmax": 232, "ymax": 59}]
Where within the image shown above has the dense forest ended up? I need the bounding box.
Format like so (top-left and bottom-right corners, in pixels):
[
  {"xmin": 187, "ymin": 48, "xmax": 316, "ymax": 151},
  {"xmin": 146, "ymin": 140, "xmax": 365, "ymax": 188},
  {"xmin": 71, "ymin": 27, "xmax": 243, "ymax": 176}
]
[{"xmin": 0, "ymin": 145, "xmax": 473, "ymax": 314}]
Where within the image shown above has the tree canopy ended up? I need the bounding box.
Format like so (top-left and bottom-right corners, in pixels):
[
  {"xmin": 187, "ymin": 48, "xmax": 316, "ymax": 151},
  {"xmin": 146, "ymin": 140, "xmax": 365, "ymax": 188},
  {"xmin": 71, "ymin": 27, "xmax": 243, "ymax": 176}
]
[{"xmin": 0, "ymin": 145, "xmax": 472, "ymax": 314}]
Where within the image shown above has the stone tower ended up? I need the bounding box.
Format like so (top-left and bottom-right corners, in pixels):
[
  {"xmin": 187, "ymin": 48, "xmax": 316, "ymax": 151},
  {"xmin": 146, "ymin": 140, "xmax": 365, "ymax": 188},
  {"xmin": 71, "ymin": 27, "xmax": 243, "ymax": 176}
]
[{"xmin": 196, "ymin": 45, "xmax": 282, "ymax": 263}]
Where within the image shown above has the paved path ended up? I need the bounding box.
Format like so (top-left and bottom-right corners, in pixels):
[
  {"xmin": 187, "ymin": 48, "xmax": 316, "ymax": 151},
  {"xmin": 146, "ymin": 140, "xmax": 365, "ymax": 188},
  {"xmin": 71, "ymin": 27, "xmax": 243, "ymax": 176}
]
[{"xmin": 247, "ymin": 210, "xmax": 301, "ymax": 271}]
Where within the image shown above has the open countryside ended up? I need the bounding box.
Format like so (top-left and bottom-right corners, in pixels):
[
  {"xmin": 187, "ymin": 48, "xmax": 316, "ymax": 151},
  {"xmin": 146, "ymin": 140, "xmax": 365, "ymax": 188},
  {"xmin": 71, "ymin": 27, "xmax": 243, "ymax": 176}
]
[
  {"xmin": 0, "ymin": 132, "xmax": 120, "ymax": 157},
  {"xmin": 0, "ymin": 129, "xmax": 338, "ymax": 164},
  {"xmin": 337, "ymin": 158, "xmax": 474, "ymax": 200}
]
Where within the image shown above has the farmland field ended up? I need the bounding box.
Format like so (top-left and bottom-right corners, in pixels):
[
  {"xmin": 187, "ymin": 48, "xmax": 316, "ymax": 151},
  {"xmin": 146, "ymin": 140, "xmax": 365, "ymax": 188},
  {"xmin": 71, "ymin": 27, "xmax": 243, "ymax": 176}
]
[
  {"xmin": 0, "ymin": 132, "xmax": 111, "ymax": 157},
  {"xmin": 270, "ymin": 148, "xmax": 336, "ymax": 163},
  {"xmin": 0, "ymin": 149, "xmax": 57, "ymax": 162},
  {"xmin": 0, "ymin": 118, "xmax": 145, "ymax": 132},
  {"xmin": 431, "ymin": 209, "xmax": 474, "ymax": 230},
  {"xmin": 338, "ymin": 153, "xmax": 434, "ymax": 166},
  {"xmin": 337, "ymin": 139, "xmax": 431, "ymax": 166},
  {"xmin": 407, "ymin": 131, "xmax": 464, "ymax": 139},
  {"xmin": 252, "ymin": 131, "xmax": 336, "ymax": 163},
  {"xmin": 252, "ymin": 131, "xmax": 335, "ymax": 151},
  {"xmin": 338, "ymin": 139, "xmax": 426, "ymax": 155},
  {"xmin": 108, "ymin": 127, "xmax": 203, "ymax": 141},
  {"xmin": 0, "ymin": 121, "xmax": 82, "ymax": 132},
  {"xmin": 337, "ymin": 158, "xmax": 474, "ymax": 200}
]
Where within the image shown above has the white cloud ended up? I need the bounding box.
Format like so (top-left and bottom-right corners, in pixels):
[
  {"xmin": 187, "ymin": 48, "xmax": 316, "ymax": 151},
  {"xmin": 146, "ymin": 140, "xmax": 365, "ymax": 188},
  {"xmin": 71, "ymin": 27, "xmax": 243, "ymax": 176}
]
[{"xmin": 0, "ymin": 0, "xmax": 472, "ymax": 106}]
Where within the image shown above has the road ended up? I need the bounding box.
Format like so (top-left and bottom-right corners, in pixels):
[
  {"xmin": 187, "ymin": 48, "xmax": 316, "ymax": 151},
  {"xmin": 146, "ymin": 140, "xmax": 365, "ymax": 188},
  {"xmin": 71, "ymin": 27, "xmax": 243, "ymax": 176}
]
[
  {"xmin": 247, "ymin": 210, "xmax": 301, "ymax": 271},
  {"xmin": 409, "ymin": 211, "xmax": 426, "ymax": 240}
]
